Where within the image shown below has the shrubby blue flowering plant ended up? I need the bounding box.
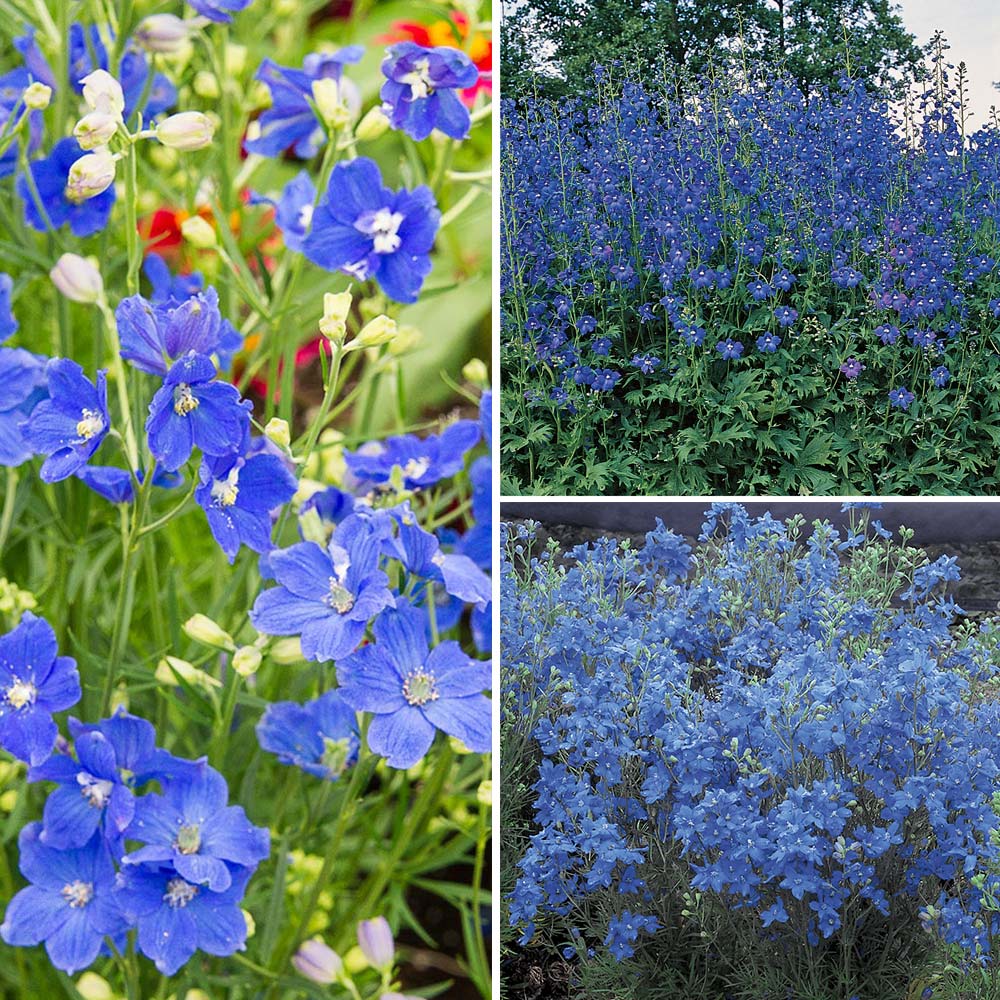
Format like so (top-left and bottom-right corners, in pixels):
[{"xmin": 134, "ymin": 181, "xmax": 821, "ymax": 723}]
[
  {"xmin": 0, "ymin": 0, "xmax": 493, "ymax": 995},
  {"xmin": 503, "ymin": 506, "xmax": 1000, "ymax": 997}
]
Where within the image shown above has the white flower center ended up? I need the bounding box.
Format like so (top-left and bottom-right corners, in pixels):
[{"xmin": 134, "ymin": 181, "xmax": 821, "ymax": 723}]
[
  {"xmin": 210, "ymin": 467, "xmax": 240, "ymax": 508},
  {"xmin": 76, "ymin": 408, "xmax": 105, "ymax": 440},
  {"xmin": 400, "ymin": 58, "xmax": 435, "ymax": 100},
  {"xmin": 356, "ymin": 208, "xmax": 405, "ymax": 255},
  {"xmin": 297, "ymin": 203, "xmax": 314, "ymax": 231},
  {"xmin": 164, "ymin": 877, "xmax": 199, "ymax": 908},
  {"xmin": 402, "ymin": 669, "xmax": 439, "ymax": 707},
  {"xmin": 173, "ymin": 383, "xmax": 199, "ymax": 416},
  {"xmin": 77, "ymin": 771, "xmax": 114, "ymax": 808},
  {"xmin": 326, "ymin": 578, "xmax": 354, "ymax": 614},
  {"xmin": 174, "ymin": 823, "xmax": 201, "ymax": 855},
  {"xmin": 402, "ymin": 457, "xmax": 430, "ymax": 481},
  {"xmin": 61, "ymin": 880, "xmax": 94, "ymax": 908},
  {"xmin": 6, "ymin": 678, "xmax": 37, "ymax": 709}
]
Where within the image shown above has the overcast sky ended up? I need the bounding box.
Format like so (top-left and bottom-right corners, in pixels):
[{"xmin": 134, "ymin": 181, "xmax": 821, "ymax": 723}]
[{"xmin": 897, "ymin": 0, "xmax": 1000, "ymax": 125}]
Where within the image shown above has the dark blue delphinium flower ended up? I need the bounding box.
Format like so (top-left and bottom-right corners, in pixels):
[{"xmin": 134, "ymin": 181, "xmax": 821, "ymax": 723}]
[
  {"xmin": 75, "ymin": 465, "xmax": 182, "ymax": 505},
  {"xmin": 188, "ymin": 0, "xmax": 255, "ymax": 22},
  {"xmin": 590, "ymin": 337, "xmax": 611, "ymax": 356},
  {"xmin": 272, "ymin": 171, "xmax": 316, "ymax": 253},
  {"xmin": 888, "ymin": 386, "xmax": 915, "ymax": 410},
  {"xmin": 123, "ymin": 760, "xmax": 269, "ymax": 892},
  {"xmin": 839, "ymin": 358, "xmax": 865, "ymax": 379},
  {"xmin": 747, "ymin": 280, "xmax": 773, "ymax": 301},
  {"xmin": 0, "ymin": 612, "xmax": 81, "ymax": 766},
  {"xmin": 302, "ymin": 158, "xmax": 439, "ymax": 305},
  {"xmin": 337, "ymin": 599, "xmax": 491, "ymax": 769},
  {"xmin": 250, "ymin": 514, "xmax": 394, "ymax": 662},
  {"xmin": 29, "ymin": 710, "xmax": 179, "ymax": 851},
  {"xmin": 590, "ymin": 368, "xmax": 620, "ymax": 391},
  {"xmin": 0, "ymin": 347, "xmax": 47, "ymax": 467},
  {"xmin": 143, "ymin": 254, "xmax": 205, "ymax": 307},
  {"xmin": 195, "ymin": 449, "xmax": 297, "ymax": 563},
  {"xmin": 25, "ymin": 358, "xmax": 109, "ymax": 483},
  {"xmin": 344, "ymin": 419, "xmax": 479, "ymax": 490},
  {"xmin": 117, "ymin": 287, "xmax": 239, "ymax": 376},
  {"xmin": 774, "ymin": 305, "xmax": 797, "ymax": 327},
  {"xmin": 256, "ymin": 690, "xmax": 359, "ymax": 780},
  {"xmin": 0, "ymin": 823, "xmax": 126, "ymax": 974},
  {"xmin": 756, "ymin": 332, "xmax": 781, "ymax": 353},
  {"xmin": 716, "ymin": 339, "xmax": 744, "ymax": 360},
  {"xmin": 631, "ymin": 353, "xmax": 661, "ymax": 374},
  {"xmin": 875, "ymin": 324, "xmax": 900, "ymax": 345},
  {"xmin": 17, "ymin": 138, "xmax": 115, "ymax": 237},
  {"xmin": 0, "ymin": 70, "xmax": 42, "ymax": 179},
  {"xmin": 380, "ymin": 42, "xmax": 479, "ymax": 141},
  {"xmin": 0, "ymin": 273, "xmax": 16, "ymax": 342},
  {"xmin": 146, "ymin": 353, "xmax": 252, "ymax": 472},
  {"xmin": 245, "ymin": 50, "xmax": 363, "ymax": 158},
  {"xmin": 930, "ymin": 365, "xmax": 951, "ymax": 387},
  {"xmin": 114, "ymin": 861, "xmax": 252, "ymax": 975}
]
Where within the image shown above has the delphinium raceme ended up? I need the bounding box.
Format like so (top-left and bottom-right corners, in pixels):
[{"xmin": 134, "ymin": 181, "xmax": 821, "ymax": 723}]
[
  {"xmin": 0, "ymin": 0, "xmax": 493, "ymax": 996},
  {"xmin": 501, "ymin": 44, "xmax": 1000, "ymax": 495}
]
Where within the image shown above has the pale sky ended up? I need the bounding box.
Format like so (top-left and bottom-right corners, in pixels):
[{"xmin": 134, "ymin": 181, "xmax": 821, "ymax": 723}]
[{"xmin": 896, "ymin": 0, "xmax": 1000, "ymax": 127}]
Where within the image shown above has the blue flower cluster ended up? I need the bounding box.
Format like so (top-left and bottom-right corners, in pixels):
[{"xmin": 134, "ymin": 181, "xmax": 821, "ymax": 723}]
[
  {"xmin": 504, "ymin": 506, "xmax": 1000, "ymax": 973},
  {"xmin": 0, "ymin": 614, "xmax": 268, "ymax": 975}
]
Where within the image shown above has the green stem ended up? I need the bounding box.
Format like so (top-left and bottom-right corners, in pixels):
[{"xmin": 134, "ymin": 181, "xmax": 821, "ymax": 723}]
[
  {"xmin": 123, "ymin": 144, "xmax": 141, "ymax": 296},
  {"xmin": 0, "ymin": 467, "xmax": 18, "ymax": 552}
]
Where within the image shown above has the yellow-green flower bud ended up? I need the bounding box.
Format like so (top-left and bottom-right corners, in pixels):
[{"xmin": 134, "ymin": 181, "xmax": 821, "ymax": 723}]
[
  {"xmin": 156, "ymin": 112, "xmax": 215, "ymax": 151},
  {"xmin": 180, "ymin": 215, "xmax": 217, "ymax": 249},
  {"xmin": 264, "ymin": 417, "xmax": 291, "ymax": 450},
  {"xmin": 183, "ymin": 613, "xmax": 236, "ymax": 651},
  {"xmin": 355, "ymin": 105, "xmax": 390, "ymax": 142},
  {"xmin": 319, "ymin": 290, "xmax": 352, "ymax": 342},
  {"xmin": 232, "ymin": 645, "xmax": 262, "ymax": 677},
  {"xmin": 23, "ymin": 82, "xmax": 51, "ymax": 110},
  {"xmin": 352, "ymin": 315, "xmax": 396, "ymax": 350}
]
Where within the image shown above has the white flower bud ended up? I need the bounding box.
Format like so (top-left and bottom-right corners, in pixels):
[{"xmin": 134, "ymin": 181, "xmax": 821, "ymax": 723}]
[
  {"xmin": 50, "ymin": 254, "xmax": 104, "ymax": 304},
  {"xmin": 293, "ymin": 938, "xmax": 343, "ymax": 985},
  {"xmin": 355, "ymin": 105, "xmax": 390, "ymax": 142},
  {"xmin": 462, "ymin": 358, "xmax": 489, "ymax": 386},
  {"xmin": 22, "ymin": 82, "xmax": 51, "ymax": 110},
  {"xmin": 232, "ymin": 645, "xmax": 262, "ymax": 677},
  {"xmin": 311, "ymin": 78, "xmax": 354, "ymax": 129},
  {"xmin": 134, "ymin": 14, "xmax": 192, "ymax": 55},
  {"xmin": 155, "ymin": 656, "xmax": 222, "ymax": 691},
  {"xmin": 155, "ymin": 111, "xmax": 216, "ymax": 151},
  {"xmin": 80, "ymin": 69, "xmax": 124, "ymax": 117},
  {"xmin": 180, "ymin": 215, "xmax": 217, "ymax": 249},
  {"xmin": 192, "ymin": 70, "xmax": 220, "ymax": 100},
  {"xmin": 183, "ymin": 613, "xmax": 236, "ymax": 651},
  {"xmin": 319, "ymin": 290, "xmax": 352, "ymax": 342},
  {"xmin": 264, "ymin": 417, "xmax": 291, "ymax": 450},
  {"xmin": 268, "ymin": 637, "xmax": 304, "ymax": 664},
  {"xmin": 74, "ymin": 111, "xmax": 120, "ymax": 150},
  {"xmin": 352, "ymin": 314, "xmax": 397, "ymax": 350},
  {"xmin": 65, "ymin": 147, "xmax": 116, "ymax": 203}
]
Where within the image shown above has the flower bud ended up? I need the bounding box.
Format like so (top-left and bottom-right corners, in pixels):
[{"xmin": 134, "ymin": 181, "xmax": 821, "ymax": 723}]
[
  {"xmin": 155, "ymin": 112, "xmax": 215, "ymax": 151},
  {"xmin": 264, "ymin": 417, "xmax": 291, "ymax": 450},
  {"xmin": 50, "ymin": 254, "xmax": 104, "ymax": 304},
  {"xmin": 356, "ymin": 917, "xmax": 394, "ymax": 971},
  {"xmin": 268, "ymin": 637, "xmax": 304, "ymax": 664},
  {"xmin": 355, "ymin": 105, "xmax": 390, "ymax": 142},
  {"xmin": 65, "ymin": 147, "xmax": 116, "ymax": 203},
  {"xmin": 352, "ymin": 315, "xmax": 397, "ymax": 350},
  {"xmin": 74, "ymin": 111, "xmax": 120, "ymax": 150},
  {"xmin": 293, "ymin": 938, "xmax": 343, "ymax": 985},
  {"xmin": 180, "ymin": 215, "xmax": 217, "ymax": 249},
  {"xmin": 109, "ymin": 682, "xmax": 130, "ymax": 715},
  {"xmin": 22, "ymin": 82, "xmax": 51, "ymax": 110},
  {"xmin": 75, "ymin": 972, "xmax": 117, "ymax": 1000},
  {"xmin": 183, "ymin": 613, "xmax": 236, "ymax": 651},
  {"xmin": 387, "ymin": 325, "xmax": 420, "ymax": 356},
  {"xmin": 80, "ymin": 69, "xmax": 124, "ymax": 117},
  {"xmin": 226, "ymin": 44, "xmax": 248, "ymax": 77},
  {"xmin": 134, "ymin": 14, "xmax": 192, "ymax": 55},
  {"xmin": 232, "ymin": 645, "xmax": 262, "ymax": 677},
  {"xmin": 462, "ymin": 358, "xmax": 489, "ymax": 387},
  {"xmin": 311, "ymin": 78, "xmax": 354, "ymax": 129},
  {"xmin": 155, "ymin": 656, "xmax": 222, "ymax": 691},
  {"xmin": 319, "ymin": 290, "xmax": 352, "ymax": 342},
  {"xmin": 193, "ymin": 70, "xmax": 221, "ymax": 101}
]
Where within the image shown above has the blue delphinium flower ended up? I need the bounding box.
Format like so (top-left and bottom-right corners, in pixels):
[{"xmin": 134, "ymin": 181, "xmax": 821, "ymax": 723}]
[
  {"xmin": 0, "ymin": 823, "xmax": 127, "ymax": 974},
  {"xmin": 380, "ymin": 43, "xmax": 479, "ymax": 141},
  {"xmin": 272, "ymin": 171, "xmax": 316, "ymax": 253},
  {"xmin": 245, "ymin": 50, "xmax": 363, "ymax": 158},
  {"xmin": 0, "ymin": 347, "xmax": 47, "ymax": 467},
  {"xmin": 18, "ymin": 138, "xmax": 115, "ymax": 237},
  {"xmin": 143, "ymin": 254, "xmax": 205, "ymax": 306},
  {"xmin": 123, "ymin": 760, "xmax": 269, "ymax": 892},
  {"xmin": 25, "ymin": 358, "xmax": 109, "ymax": 483},
  {"xmin": 631, "ymin": 353, "xmax": 661, "ymax": 374},
  {"xmin": 256, "ymin": 690, "xmax": 359, "ymax": 780},
  {"xmin": 116, "ymin": 287, "xmax": 240, "ymax": 376},
  {"xmin": 839, "ymin": 358, "xmax": 865, "ymax": 379},
  {"xmin": 195, "ymin": 449, "xmax": 297, "ymax": 563},
  {"xmin": 146, "ymin": 353, "xmax": 252, "ymax": 472},
  {"xmin": 0, "ymin": 273, "xmax": 16, "ymax": 342},
  {"xmin": 716, "ymin": 338, "xmax": 744, "ymax": 360},
  {"xmin": 930, "ymin": 365, "xmax": 950, "ymax": 388},
  {"xmin": 590, "ymin": 368, "xmax": 620, "ymax": 391},
  {"xmin": 344, "ymin": 420, "xmax": 479, "ymax": 490},
  {"xmin": 188, "ymin": 0, "xmax": 255, "ymax": 23},
  {"xmin": 756, "ymin": 332, "xmax": 781, "ymax": 353},
  {"xmin": 0, "ymin": 612, "xmax": 81, "ymax": 766},
  {"xmin": 250, "ymin": 514, "xmax": 394, "ymax": 662},
  {"xmin": 302, "ymin": 158, "xmax": 440, "ymax": 305},
  {"xmin": 888, "ymin": 386, "xmax": 915, "ymax": 410},
  {"xmin": 75, "ymin": 465, "xmax": 182, "ymax": 505},
  {"xmin": 337, "ymin": 599, "xmax": 491, "ymax": 768},
  {"xmin": 114, "ymin": 861, "xmax": 253, "ymax": 975},
  {"xmin": 0, "ymin": 69, "xmax": 42, "ymax": 179},
  {"xmin": 774, "ymin": 305, "xmax": 798, "ymax": 327}
]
